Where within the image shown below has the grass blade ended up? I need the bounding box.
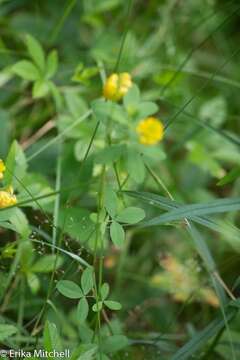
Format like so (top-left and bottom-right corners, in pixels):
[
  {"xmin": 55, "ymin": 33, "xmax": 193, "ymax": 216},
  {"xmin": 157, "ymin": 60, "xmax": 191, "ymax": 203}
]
[
  {"xmin": 172, "ymin": 308, "xmax": 238, "ymax": 360},
  {"xmin": 124, "ymin": 191, "xmax": 240, "ymax": 227}
]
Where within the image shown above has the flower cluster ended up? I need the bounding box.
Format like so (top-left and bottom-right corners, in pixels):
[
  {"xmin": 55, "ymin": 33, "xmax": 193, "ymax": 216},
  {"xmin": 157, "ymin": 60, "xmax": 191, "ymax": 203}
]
[
  {"xmin": 103, "ymin": 73, "xmax": 164, "ymax": 146},
  {"xmin": 0, "ymin": 159, "xmax": 17, "ymax": 209},
  {"xmin": 0, "ymin": 186, "xmax": 17, "ymax": 209},
  {"xmin": 103, "ymin": 73, "xmax": 132, "ymax": 101},
  {"xmin": 136, "ymin": 117, "xmax": 164, "ymax": 145}
]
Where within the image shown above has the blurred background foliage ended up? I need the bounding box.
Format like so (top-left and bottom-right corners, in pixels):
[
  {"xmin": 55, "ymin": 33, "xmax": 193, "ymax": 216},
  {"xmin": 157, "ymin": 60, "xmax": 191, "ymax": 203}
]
[{"xmin": 0, "ymin": 0, "xmax": 240, "ymax": 359}]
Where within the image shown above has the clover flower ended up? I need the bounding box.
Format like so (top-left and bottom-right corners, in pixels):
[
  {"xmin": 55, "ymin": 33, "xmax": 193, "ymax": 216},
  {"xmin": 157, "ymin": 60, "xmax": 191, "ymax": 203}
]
[
  {"xmin": 0, "ymin": 186, "xmax": 17, "ymax": 209},
  {"xmin": 136, "ymin": 117, "xmax": 164, "ymax": 145},
  {"xmin": 0, "ymin": 159, "xmax": 6, "ymax": 180},
  {"xmin": 103, "ymin": 72, "xmax": 132, "ymax": 101}
]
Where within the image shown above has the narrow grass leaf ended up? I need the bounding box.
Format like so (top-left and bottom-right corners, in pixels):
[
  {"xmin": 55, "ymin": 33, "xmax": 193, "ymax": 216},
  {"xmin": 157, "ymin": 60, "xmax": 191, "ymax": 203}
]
[{"xmin": 172, "ymin": 308, "xmax": 237, "ymax": 360}]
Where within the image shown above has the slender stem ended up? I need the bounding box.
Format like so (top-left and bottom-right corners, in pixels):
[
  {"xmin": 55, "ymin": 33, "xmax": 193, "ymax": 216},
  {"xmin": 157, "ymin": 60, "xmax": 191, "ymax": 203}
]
[
  {"xmin": 144, "ymin": 162, "xmax": 173, "ymax": 200},
  {"xmin": 52, "ymin": 146, "xmax": 62, "ymax": 251},
  {"xmin": 27, "ymin": 109, "xmax": 92, "ymax": 162},
  {"xmin": 17, "ymin": 276, "xmax": 25, "ymax": 332},
  {"xmin": 0, "ymin": 275, "xmax": 19, "ymax": 313}
]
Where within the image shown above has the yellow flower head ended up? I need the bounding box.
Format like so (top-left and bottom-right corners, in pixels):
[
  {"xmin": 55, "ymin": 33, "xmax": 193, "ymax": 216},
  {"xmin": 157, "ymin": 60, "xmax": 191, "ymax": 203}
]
[
  {"xmin": 0, "ymin": 159, "xmax": 6, "ymax": 180},
  {"xmin": 136, "ymin": 117, "xmax": 164, "ymax": 145},
  {"xmin": 103, "ymin": 72, "xmax": 132, "ymax": 101},
  {"xmin": 0, "ymin": 187, "xmax": 17, "ymax": 209}
]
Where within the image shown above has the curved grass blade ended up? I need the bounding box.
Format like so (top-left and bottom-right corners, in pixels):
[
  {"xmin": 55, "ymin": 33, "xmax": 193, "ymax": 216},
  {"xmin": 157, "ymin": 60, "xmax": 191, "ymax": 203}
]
[
  {"xmin": 124, "ymin": 191, "xmax": 240, "ymax": 245},
  {"xmin": 172, "ymin": 307, "xmax": 238, "ymax": 360},
  {"xmin": 127, "ymin": 195, "xmax": 240, "ymax": 228},
  {"xmin": 31, "ymin": 239, "xmax": 91, "ymax": 268}
]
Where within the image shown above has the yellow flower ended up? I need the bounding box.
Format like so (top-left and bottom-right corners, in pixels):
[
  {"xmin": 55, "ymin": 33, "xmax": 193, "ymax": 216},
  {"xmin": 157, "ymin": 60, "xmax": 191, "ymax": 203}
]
[
  {"xmin": 0, "ymin": 159, "xmax": 6, "ymax": 180},
  {"xmin": 0, "ymin": 186, "xmax": 17, "ymax": 209},
  {"xmin": 103, "ymin": 73, "xmax": 132, "ymax": 101},
  {"xmin": 136, "ymin": 117, "xmax": 164, "ymax": 145}
]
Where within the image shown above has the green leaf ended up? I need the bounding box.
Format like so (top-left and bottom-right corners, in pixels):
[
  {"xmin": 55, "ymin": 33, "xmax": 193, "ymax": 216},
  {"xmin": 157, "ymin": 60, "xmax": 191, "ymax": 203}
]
[
  {"xmin": 81, "ymin": 267, "xmax": 94, "ymax": 295},
  {"xmin": 217, "ymin": 167, "xmax": 240, "ymax": 186},
  {"xmin": 91, "ymin": 99, "xmax": 127, "ymax": 124},
  {"xmin": 49, "ymin": 81, "xmax": 63, "ymax": 110},
  {"xmin": 172, "ymin": 309, "xmax": 237, "ymax": 360},
  {"xmin": 31, "ymin": 255, "xmax": 63, "ymax": 273},
  {"xmin": 58, "ymin": 207, "xmax": 95, "ymax": 244},
  {"xmin": 123, "ymin": 84, "xmax": 140, "ymax": 112},
  {"xmin": 92, "ymin": 301, "xmax": 103, "ymax": 312},
  {"xmin": 65, "ymin": 91, "xmax": 88, "ymax": 118},
  {"xmin": 17, "ymin": 172, "xmax": 54, "ymax": 209},
  {"xmin": 25, "ymin": 34, "xmax": 45, "ymax": 71},
  {"xmin": 56, "ymin": 280, "xmax": 83, "ymax": 299},
  {"xmin": 0, "ymin": 221, "xmax": 16, "ymax": 232},
  {"xmin": 46, "ymin": 50, "xmax": 58, "ymax": 78},
  {"xmin": 102, "ymin": 335, "xmax": 129, "ymax": 354},
  {"xmin": 72, "ymin": 63, "xmax": 98, "ymax": 84},
  {"xmin": 78, "ymin": 324, "xmax": 94, "ymax": 344},
  {"xmin": 77, "ymin": 297, "xmax": 89, "ymax": 323},
  {"xmin": 110, "ymin": 221, "xmax": 125, "ymax": 247},
  {"xmin": 43, "ymin": 321, "xmax": 62, "ymax": 352},
  {"xmin": 13, "ymin": 141, "xmax": 28, "ymax": 187},
  {"xmin": 20, "ymin": 241, "xmax": 34, "ymax": 271},
  {"xmin": 4, "ymin": 140, "xmax": 17, "ymax": 185},
  {"xmin": 199, "ymin": 96, "xmax": 227, "ymax": 127},
  {"xmin": 3, "ymin": 208, "xmax": 30, "ymax": 237},
  {"xmin": 104, "ymin": 300, "xmax": 122, "ymax": 310},
  {"xmin": 126, "ymin": 150, "xmax": 145, "ymax": 183},
  {"xmin": 95, "ymin": 144, "xmax": 125, "ymax": 164},
  {"xmin": 116, "ymin": 206, "xmax": 145, "ymax": 224},
  {"xmin": 137, "ymin": 101, "xmax": 159, "ymax": 118},
  {"xmin": 104, "ymin": 187, "xmax": 118, "ymax": 217},
  {"xmin": 0, "ymin": 324, "xmax": 17, "ymax": 341},
  {"xmin": 11, "ymin": 60, "xmax": 40, "ymax": 81},
  {"xmin": 100, "ymin": 283, "xmax": 109, "ymax": 300},
  {"xmin": 27, "ymin": 272, "xmax": 40, "ymax": 294},
  {"xmin": 70, "ymin": 344, "xmax": 98, "ymax": 360},
  {"xmin": 32, "ymin": 79, "xmax": 49, "ymax": 98}
]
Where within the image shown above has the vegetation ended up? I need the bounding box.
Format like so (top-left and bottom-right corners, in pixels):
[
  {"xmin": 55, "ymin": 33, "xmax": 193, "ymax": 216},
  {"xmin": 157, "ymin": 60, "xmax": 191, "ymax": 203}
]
[{"xmin": 0, "ymin": 0, "xmax": 240, "ymax": 359}]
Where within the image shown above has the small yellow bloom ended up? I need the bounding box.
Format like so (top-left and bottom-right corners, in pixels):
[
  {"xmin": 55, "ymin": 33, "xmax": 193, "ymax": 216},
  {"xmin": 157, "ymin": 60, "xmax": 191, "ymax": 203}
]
[
  {"xmin": 0, "ymin": 187, "xmax": 17, "ymax": 209},
  {"xmin": 0, "ymin": 159, "xmax": 6, "ymax": 180},
  {"xmin": 136, "ymin": 117, "xmax": 164, "ymax": 145},
  {"xmin": 103, "ymin": 73, "xmax": 132, "ymax": 101}
]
